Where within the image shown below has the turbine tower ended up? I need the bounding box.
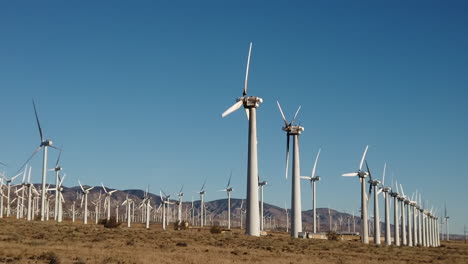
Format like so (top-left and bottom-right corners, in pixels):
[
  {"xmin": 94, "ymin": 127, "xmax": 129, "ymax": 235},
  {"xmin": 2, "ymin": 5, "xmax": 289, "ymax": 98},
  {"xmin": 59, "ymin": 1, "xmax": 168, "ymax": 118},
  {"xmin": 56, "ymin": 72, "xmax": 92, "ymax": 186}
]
[
  {"xmin": 198, "ymin": 180, "xmax": 206, "ymax": 227},
  {"xmin": 221, "ymin": 42, "xmax": 262, "ymax": 236},
  {"xmin": 177, "ymin": 185, "xmax": 184, "ymax": 226},
  {"xmin": 300, "ymin": 148, "xmax": 321, "ymax": 234},
  {"xmin": 277, "ymin": 101, "xmax": 304, "ymax": 238},
  {"xmin": 379, "ymin": 163, "xmax": 392, "ymax": 245},
  {"xmin": 444, "ymin": 202, "xmax": 450, "ymax": 241},
  {"xmin": 79, "ymin": 180, "xmax": 94, "ymax": 225},
  {"xmin": 17, "ymin": 101, "xmax": 60, "ymax": 221},
  {"xmin": 101, "ymin": 183, "xmax": 118, "ymax": 220},
  {"xmin": 219, "ymin": 172, "xmax": 233, "ymax": 229},
  {"xmin": 258, "ymin": 180, "xmax": 267, "ymax": 232},
  {"xmin": 390, "ymin": 184, "xmax": 400, "ymax": 246},
  {"xmin": 342, "ymin": 145, "xmax": 370, "ymax": 244},
  {"xmin": 366, "ymin": 161, "xmax": 381, "ymax": 245},
  {"xmin": 49, "ymin": 149, "xmax": 63, "ymax": 221}
]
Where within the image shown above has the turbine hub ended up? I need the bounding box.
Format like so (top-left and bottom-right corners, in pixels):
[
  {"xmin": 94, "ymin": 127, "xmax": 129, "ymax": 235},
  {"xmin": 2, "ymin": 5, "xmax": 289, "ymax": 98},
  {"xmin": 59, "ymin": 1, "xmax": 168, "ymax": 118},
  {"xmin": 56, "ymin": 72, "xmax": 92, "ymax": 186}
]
[{"xmin": 242, "ymin": 96, "xmax": 263, "ymax": 108}]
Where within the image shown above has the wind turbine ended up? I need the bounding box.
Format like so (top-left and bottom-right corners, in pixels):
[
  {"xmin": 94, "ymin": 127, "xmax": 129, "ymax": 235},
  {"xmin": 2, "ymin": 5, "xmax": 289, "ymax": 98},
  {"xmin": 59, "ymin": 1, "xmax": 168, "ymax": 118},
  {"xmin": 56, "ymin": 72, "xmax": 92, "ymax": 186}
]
[
  {"xmin": 177, "ymin": 185, "xmax": 184, "ymax": 226},
  {"xmin": 219, "ymin": 172, "xmax": 233, "ymax": 229},
  {"xmin": 101, "ymin": 183, "xmax": 118, "ymax": 220},
  {"xmin": 221, "ymin": 42, "xmax": 262, "ymax": 236},
  {"xmin": 1, "ymin": 171, "xmax": 22, "ymax": 217},
  {"xmin": 277, "ymin": 101, "xmax": 304, "ymax": 238},
  {"xmin": 342, "ymin": 145, "xmax": 370, "ymax": 244},
  {"xmin": 78, "ymin": 180, "xmax": 94, "ymax": 224},
  {"xmin": 160, "ymin": 190, "xmax": 172, "ymax": 230},
  {"xmin": 284, "ymin": 202, "xmax": 289, "ymax": 233},
  {"xmin": 17, "ymin": 101, "xmax": 60, "ymax": 221},
  {"xmin": 366, "ymin": 161, "xmax": 381, "ymax": 245},
  {"xmin": 378, "ymin": 163, "xmax": 392, "ymax": 245},
  {"xmin": 48, "ymin": 148, "xmax": 63, "ymax": 221},
  {"xmin": 258, "ymin": 179, "xmax": 267, "ymax": 232},
  {"xmin": 390, "ymin": 180, "xmax": 400, "ymax": 246},
  {"xmin": 198, "ymin": 179, "xmax": 207, "ymax": 227},
  {"xmin": 398, "ymin": 183, "xmax": 408, "ymax": 246},
  {"xmin": 301, "ymin": 148, "xmax": 321, "ymax": 234},
  {"xmin": 444, "ymin": 202, "xmax": 450, "ymax": 241},
  {"xmin": 122, "ymin": 194, "xmax": 133, "ymax": 227},
  {"xmin": 55, "ymin": 174, "xmax": 66, "ymax": 222}
]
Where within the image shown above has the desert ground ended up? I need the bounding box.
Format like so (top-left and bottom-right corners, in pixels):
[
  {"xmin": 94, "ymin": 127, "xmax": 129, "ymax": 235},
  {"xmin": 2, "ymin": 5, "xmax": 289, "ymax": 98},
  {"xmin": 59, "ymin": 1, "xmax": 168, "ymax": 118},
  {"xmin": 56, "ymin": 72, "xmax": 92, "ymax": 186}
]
[{"xmin": 1, "ymin": 218, "xmax": 467, "ymax": 264}]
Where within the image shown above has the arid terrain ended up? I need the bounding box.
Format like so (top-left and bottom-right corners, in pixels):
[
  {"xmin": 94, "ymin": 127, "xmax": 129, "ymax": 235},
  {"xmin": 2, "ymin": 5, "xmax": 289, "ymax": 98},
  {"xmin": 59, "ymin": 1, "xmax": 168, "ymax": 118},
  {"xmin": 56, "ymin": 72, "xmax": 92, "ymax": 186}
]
[{"xmin": 1, "ymin": 218, "xmax": 467, "ymax": 264}]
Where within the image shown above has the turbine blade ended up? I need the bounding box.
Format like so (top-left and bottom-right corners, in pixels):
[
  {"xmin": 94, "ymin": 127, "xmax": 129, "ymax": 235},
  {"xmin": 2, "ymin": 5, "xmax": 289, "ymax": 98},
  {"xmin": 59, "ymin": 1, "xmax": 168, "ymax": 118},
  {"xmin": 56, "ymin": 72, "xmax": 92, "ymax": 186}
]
[
  {"xmin": 101, "ymin": 183, "xmax": 108, "ymax": 194},
  {"xmin": 300, "ymin": 176, "xmax": 312, "ymax": 180},
  {"xmin": 201, "ymin": 179, "xmax": 206, "ymax": 191},
  {"xmin": 311, "ymin": 148, "xmax": 321, "ymax": 178},
  {"xmin": 55, "ymin": 147, "xmax": 62, "ymax": 167},
  {"xmin": 382, "ymin": 162, "xmax": 387, "ymax": 186},
  {"xmin": 342, "ymin": 173, "xmax": 358, "ymax": 177},
  {"xmin": 32, "ymin": 100, "xmax": 44, "ymax": 142},
  {"xmin": 365, "ymin": 160, "xmax": 372, "ymax": 182},
  {"xmin": 276, "ymin": 101, "xmax": 289, "ymax": 126},
  {"xmin": 359, "ymin": 145, "xmax": 369, "ymax": 171},
  {"xmin": 16, "ymin": 146, "xmax": 42, "ymax": 174},
  {"xmin": 290, "ymin": 105, "xmax": 302, "ymax": 125},
  {"xmin": 78, "ymin": 180, "xmax": 85, "ymax": 192},
  {"xmin": 227, "ymin": 171, "xmax": 232, "ymax": 188},
  {"xmin": 243, "ymin": 42, "xmax": 252, "ymax": 96},
  {"xmin": 221, "ymin": 101, "xmax": 243, "ymax": 118}
]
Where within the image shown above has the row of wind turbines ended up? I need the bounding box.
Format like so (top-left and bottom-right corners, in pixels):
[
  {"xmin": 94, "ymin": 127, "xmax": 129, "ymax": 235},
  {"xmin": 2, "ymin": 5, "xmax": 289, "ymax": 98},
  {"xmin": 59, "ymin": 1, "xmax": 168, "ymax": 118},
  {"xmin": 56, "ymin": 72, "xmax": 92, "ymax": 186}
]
[
  {"xmin": 221, "ymin": 42, "xmax": 446, "ymax": 247},
  {"xmin": 0, "ymin": 42, "xmax": 450, "ymax": 248}
]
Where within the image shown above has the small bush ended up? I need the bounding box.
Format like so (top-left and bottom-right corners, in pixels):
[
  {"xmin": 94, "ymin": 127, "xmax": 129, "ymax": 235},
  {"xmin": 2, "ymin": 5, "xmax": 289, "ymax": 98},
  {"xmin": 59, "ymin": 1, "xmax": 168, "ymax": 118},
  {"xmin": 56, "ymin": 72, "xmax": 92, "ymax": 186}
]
[
  {"xmin": 210, "ymin": 225, "xmax": 222, "ymax": 234},
  {"xmin": 326, "ymin": 231, "xmax": 340, "ymax": 241},
  {"xmin": 100, "ymin": 217, "xmax": 120, "ymax": 228},
  {"xmin": 39, "ymin": 251, "xmax": 60, "ymax": 264},
  {"xmin": 176, "ymin": 241, "xmax": 188, "ymax": 247}
]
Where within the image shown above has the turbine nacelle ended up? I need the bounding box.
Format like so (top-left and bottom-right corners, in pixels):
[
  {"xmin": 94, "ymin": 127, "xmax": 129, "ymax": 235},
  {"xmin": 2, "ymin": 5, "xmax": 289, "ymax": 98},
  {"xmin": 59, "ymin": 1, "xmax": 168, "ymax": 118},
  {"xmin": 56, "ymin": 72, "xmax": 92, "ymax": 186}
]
[
  {"xmin": 312, "ymin": 176, "xmax": 321, "ymax": 182},
  {"xmin": 258, "ymin": 181, "xmax": 267, "ymax": 187},
  {"xmin": 283, "ymin": 125, "xmax": 304, "ymax": 135},
  {"xmin": 368, "ymin": 179, "xmax": 380, "ymax": 186},
  {"xmin": 41, "ymin": 140, "xmax": 53, "ymax": 147}
]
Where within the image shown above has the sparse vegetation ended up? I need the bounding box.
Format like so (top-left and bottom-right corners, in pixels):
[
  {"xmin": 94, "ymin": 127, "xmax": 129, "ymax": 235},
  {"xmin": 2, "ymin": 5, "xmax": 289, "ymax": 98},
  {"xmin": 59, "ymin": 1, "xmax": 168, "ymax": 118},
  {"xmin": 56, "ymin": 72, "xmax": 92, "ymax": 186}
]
[
  {"xmin": 326, "ymin": 231, "xmax": 341, "ymax": 241},
  {"xmin": 210, "ymin": 225, "xmax": 222, "ymax": 234},
  {"xmin": 1, "ymin": 218, "xmax": 468, "ymax": 264}
]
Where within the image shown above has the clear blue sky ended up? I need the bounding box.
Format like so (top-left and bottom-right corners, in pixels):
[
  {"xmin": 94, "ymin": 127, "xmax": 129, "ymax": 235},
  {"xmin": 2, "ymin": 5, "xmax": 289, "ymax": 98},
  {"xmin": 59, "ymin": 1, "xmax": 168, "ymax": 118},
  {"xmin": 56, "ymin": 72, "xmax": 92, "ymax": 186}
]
[{"xmin": 1, "ymin": 1, "xmax": 467, "ymax": 233}]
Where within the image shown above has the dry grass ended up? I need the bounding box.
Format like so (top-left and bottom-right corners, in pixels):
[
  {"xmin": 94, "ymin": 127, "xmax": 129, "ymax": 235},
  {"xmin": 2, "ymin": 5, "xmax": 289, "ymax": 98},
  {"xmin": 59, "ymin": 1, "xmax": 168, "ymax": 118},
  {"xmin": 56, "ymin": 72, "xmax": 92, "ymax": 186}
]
[{"xmin": 1, "ymin": 218, "xmax": 467, "ymax": 264}]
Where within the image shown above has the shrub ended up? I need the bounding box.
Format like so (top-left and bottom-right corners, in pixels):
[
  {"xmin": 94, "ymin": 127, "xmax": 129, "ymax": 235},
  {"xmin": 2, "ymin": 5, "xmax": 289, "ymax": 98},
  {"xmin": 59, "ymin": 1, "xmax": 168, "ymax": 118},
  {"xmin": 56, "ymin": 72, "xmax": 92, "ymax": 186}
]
[
  {"xmin": 39, "ymin": 251, "xmax": 60, "ymax": 264},
  {"xmin": 326, "ymin": 231, "xmax": 340, "ymax": 241},
  {"xmin": 210, "ymin": 225, "xmax": 222, "ymax": 234},
  {"xmin": 100, "ymin": 217, "xmax": 120, "ymax": 228},
  {"xmin": 176, "ymin": 242, "xmax": 188, "ymax": 247}
]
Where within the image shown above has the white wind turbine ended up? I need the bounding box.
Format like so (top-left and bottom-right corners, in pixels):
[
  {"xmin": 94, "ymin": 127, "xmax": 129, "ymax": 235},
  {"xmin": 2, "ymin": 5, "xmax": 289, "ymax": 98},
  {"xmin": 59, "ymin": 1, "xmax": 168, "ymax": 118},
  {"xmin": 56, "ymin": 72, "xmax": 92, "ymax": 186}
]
[
  {"xmin": 48, "ymin": 149, "xmax": 63, "ymax": 221},
  {"xmin": 277, "ymin": 101, "xmax": 304, "ymax": 238},
  {"xmin": 397, "ymin": 183, "xmax": 408, "ymax": 246},
  {"xmin": 444, "ymin": 202, "xmax": 450, "ymax": 241},
  {"xmin": 0, "ymin": 178, "xmax": 4, "ymax": 218},
  {"xmin": 17, "ymin": 100, "xmax": 60, "ymax": 221},
  {"xmin": 378, "ymin": 163, "xmax": 392, "ymax": 245},
  {"xmin": 218, "ymin": 172, "xmax": 233, "ymax": 229},
  {"xmin": 258, "ymin": 179, "xmax": 267, "ymax": 232},
  {"xmin": 101, "ymin": 183, "xmax": 118, "ymax": 220},
  {"xmin": 197, "ymin": 179, "xmax": 207, "ymax": 227},
  {"xmin": 122, "ymin": 194, "xmax": 133, "ymax": 227},
  {"xmin": 160, "ymin": 190, "xmax": 173, "ymax": 230},
  {"xmin": 342, "ymin": 145, "xmax": 370, "ymax": 244},
  {"xmin": 284, "ymin": 202, "xmax": 289, "ymax": 233},
  {"xmin": 140, "ymin": 188, "xmax": 152, "ymax": 229},
  {"xmin": 221, "ymin": 42, "xmax": 262, "ymax": 236},
  {"xmin": 1, "ymin": 171, "xmax": 22, "ymax": 217},
  {"xmin": 55, "ymin": 174, "xmax": 66, "ymax": 222},
  {"xmin": 79, "ymin": 180, "xmax": 94, "ymax": 224},
  {"xmin": 238, "ymin": 200, "xmax": 245, "ymax": 229},
  {"xmin": 390, "ymin": 180, "xmax": 400, "ymax": 246},
  {"xmin": 300, "ymin": 148, "xmax": 322, "ymax": 234},
  {"xmin": 366, "ymin": 161, "xmax": 382, "ymax": 245},
  {"xmin": 177, "ymin": 185, "xmax": 184, "ymax": 226}
]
